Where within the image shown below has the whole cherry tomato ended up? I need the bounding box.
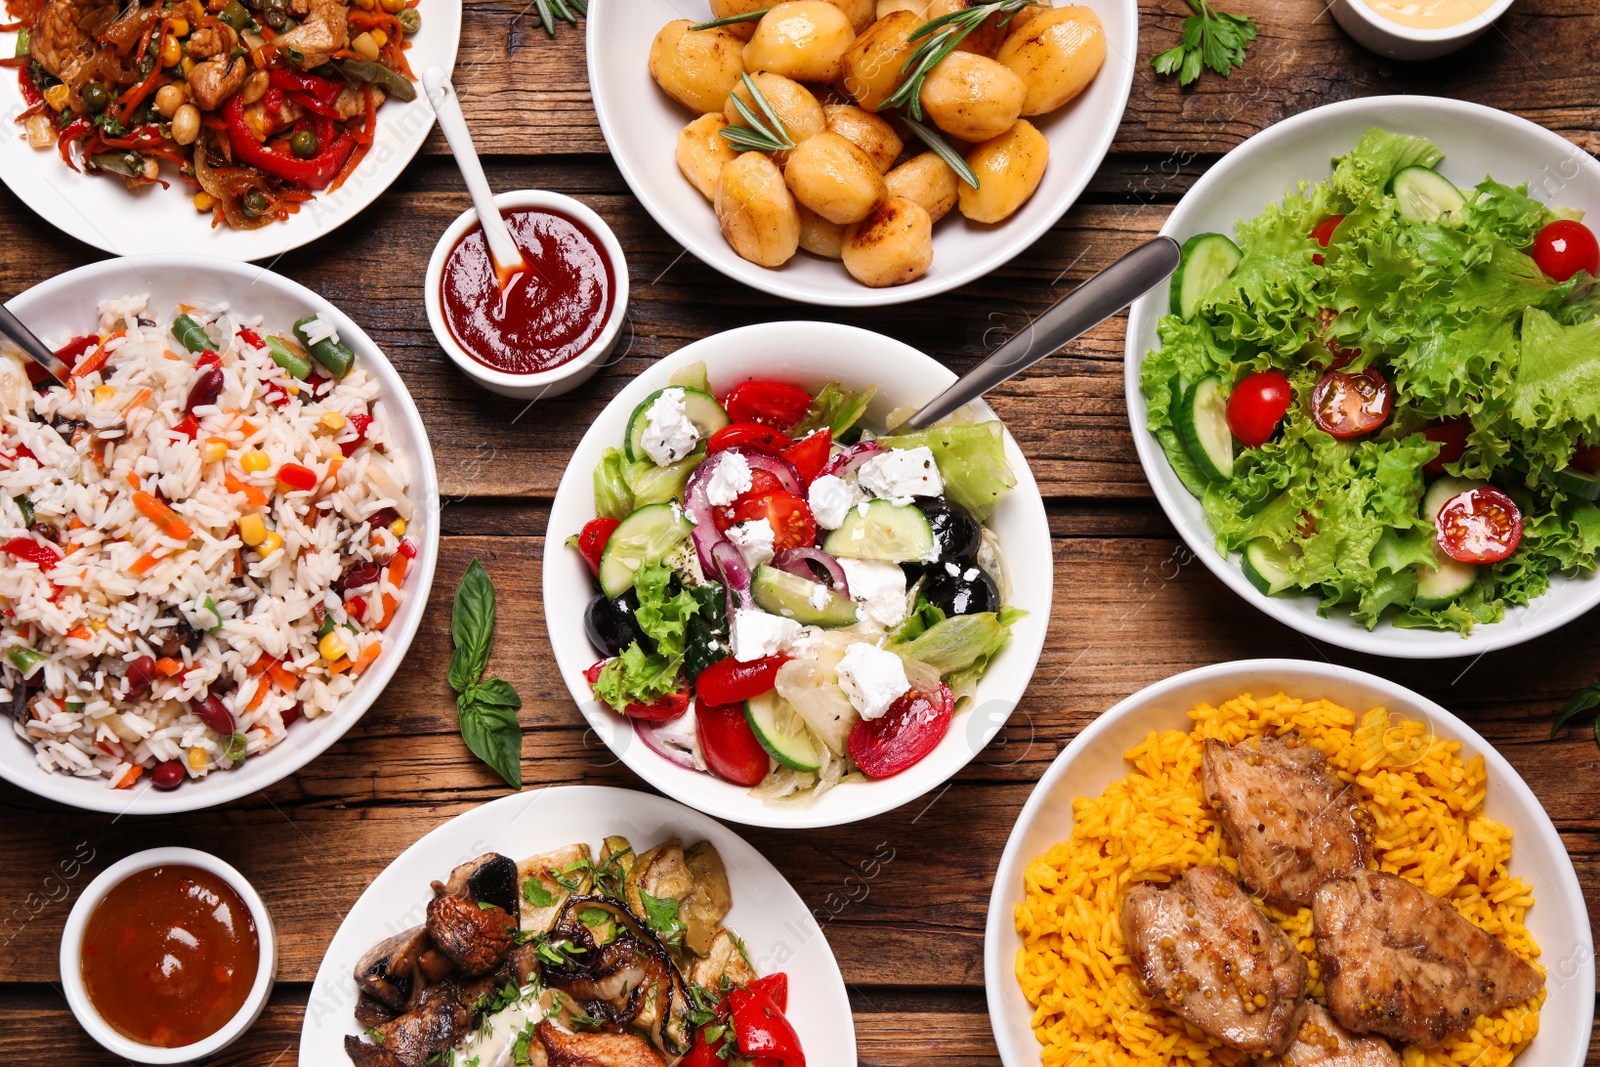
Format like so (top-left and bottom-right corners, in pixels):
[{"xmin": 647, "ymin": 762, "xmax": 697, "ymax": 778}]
[
  {"xmin": 1422, "ymin": 418, "xmax": 1471, "ymax": 478},
  {"xmin": 1311, "ymin": 214, "xmax": 1346, "ymax": 266},
  {"xmin": 847, "ymin": 684, "xmax": 954, "ymax": 779},
  {"xmin": 572, "ymin": 517, "xmax": 620, "ymax": 578},
  {"xmin": 1435, "ymin": 487, "xmax": 1522, "ymax": 564},
  {"xmin": 1225, "ymin": 371, "xmax": 1293, "ymax": 447},
  {"xmin": 723, "ymin": 380, "xmax": 815, "ymax": 430},
  {"xmin": 731, "ymin": 491, "xmax": 817, "ymax": 554},
  {"xmin": 696, "ymin": 700, "xmax": 772, "ymax": 786},
  {"xmin": 709, "ymin": 423, "xmax": 794, "ymax": 456},
  {"xmin": 1531, "ymin": 219, "xmax": 1600, "ymax": 283},
  {"xmin": 696, "ymin": 655, "xmax": 788, "ymax": 706},
  {"xmin": 1312, "ymin": 368, "xmax": 1392, "ymax": 439},
  {"xmin": 780, "ymin": 428, "xmax": 832, "ymax": 485}
]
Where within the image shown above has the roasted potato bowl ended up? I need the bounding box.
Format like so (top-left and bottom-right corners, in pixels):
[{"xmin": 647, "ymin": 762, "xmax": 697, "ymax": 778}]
[
  {"xmin": 784, "ymin": 130, "xmax": 888, "ymax": 225},
  {"xmin": 798, "ymin": 204, "xmax": 847, "ymax": 259},
  {"xmin": 959, "ymin": 118, "xmax": 1049, "ymax": 224},
  {"xmin": 677, "ymin": 113, "xmax": 739, "ymax": 200},
  {"xmin": 840, "ymin": 10, "xmax": 919, "ymax": 111},
  {"xmin": 996, "ymin": 5, "xmax": 1106, "ymax": 116},
  {"xmin": 824, "ymin": 104, "xmax": 904, "ymax": 173},
  {"xmin": 744, "ymin": 2, "xmax": 858, "ymax": 84},
  {"xmin": 724, "ymin": 72, "xmax": 827, "ymax": 166},
  {"xmin": 885, "ymin": 151, "xmax": 959, "ymax": 222},
  {"xmin": 843, "ymin": 197, "xmax": 934, "ymax": 287},
  {"xmin": 918, "ymin": 51, "xmax": 1027, "ymax": 142},
  {"xmin": 649, "ymin": 20, "xmax": 748, "ymax": 114},
  {"xmin": 716, "ymin": 152, "xmax": 803, "ymax": 267}
]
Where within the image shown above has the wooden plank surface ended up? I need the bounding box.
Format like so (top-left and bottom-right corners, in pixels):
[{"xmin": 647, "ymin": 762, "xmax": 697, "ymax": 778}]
[{"xmin": 1, "ymin": 0, "xmax": 1598, "ymax": 1063}]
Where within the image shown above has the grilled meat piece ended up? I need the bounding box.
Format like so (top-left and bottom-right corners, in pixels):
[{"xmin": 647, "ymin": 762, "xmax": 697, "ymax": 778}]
[
  {"xmin": 343, "ymin": 1035, "xmax": 406, "ymax": 1067},
  {"xmin": 1260, "ymin": 1004, "xmax": 1400, "ymax": 1067},
  {"xmin": 1202, "ymin": 734, "xmax": 1375, "ymax": 908},
  {"xmin": 536, "ymin": 1021, "xmax": 668, "ymax": 1067},
  {"xmin": 444, "ymin": 853, "xmax": 522, "ymax": 921},
  {"xmin": 1313, "ymin": 870, "xmax": 1544, "ymax": 1048},
  {"xmin": 345, "ymin": 977, "xmax": 473, "ymax": 1067},
  {"xmin": 1122, "ymin": 865, "xmax": 1308, "ymax": 1056},
  {"xmin": 426, "ymin": 891, "xmax": 513, "ymax": 977},
  {"xmin": 274, "ymin": 0, "xmax": 350, "ymax": 69}
]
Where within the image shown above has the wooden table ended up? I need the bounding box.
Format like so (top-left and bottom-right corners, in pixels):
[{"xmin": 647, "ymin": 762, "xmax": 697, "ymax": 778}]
[{"xmin": 2, "ymin": 1, "xmax": 1598, "ymax": 1062}]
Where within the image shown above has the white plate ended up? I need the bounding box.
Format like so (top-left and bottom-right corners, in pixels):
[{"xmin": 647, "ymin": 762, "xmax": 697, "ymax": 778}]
[
  {"xmin": 297, "ymin": 785, "xmax": 857, "ymax": 1065},
  {"xmin": 586, "ymin": 0, "xmax": 1137, "ymax": 307},
  {"xmin": 0, "ymin": 4, "xmax": 460, "ymax": 261},
  {"xmin": 984, "ymin": 658, "xmax": 1596, "ymax": 1067},
  {"xmin": 1124, "ymin": 96, "xmax": 1600, "ymax": 659},
  {"xmin": 0, "ymin": 254, "xmax": 439, "ymax": 814},
  {"xmin": 542, "ymin": 321, "xmax": 1053, "ymax": 828}
]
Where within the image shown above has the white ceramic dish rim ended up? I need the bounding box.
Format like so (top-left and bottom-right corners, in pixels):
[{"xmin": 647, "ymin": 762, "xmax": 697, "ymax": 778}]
[
  {"xmin": 585, "ymin": 0, "xmax": 1139, "ymax": 308},
  {"xmin": 541, "ymin": 320, "xmax": 1054, "ymax": 829},
  {"xmin": 1338, "ymin": 0, "xmax": 1516, "ymax": 43},
  {"xmin": 60, "ymin": 846, "xmax": 278, "ymax": 1064},
  {"xmin": 982, "ymin": 657, "xmax": 1596, "ymax": 1067},
  {"xmin": 1123, "ymin": 95, "xmax": 1600, "ymax": 659},
  {"xmin": 0, "ymin": 253, "xmax": 440, "ymax": 814},
  {"xmin": 423, "ymin": 189, "xmax": 632, "ymax": 392},
  {"xmin": 295, "ymin": 785, "xmax": 857, "ymax": 1066}
]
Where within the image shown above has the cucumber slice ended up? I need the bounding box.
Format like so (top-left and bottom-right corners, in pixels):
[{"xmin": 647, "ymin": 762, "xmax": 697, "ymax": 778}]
[
  {"xmin": 1175, "ymin": 376, "xmax": 1235, "ymax": 482},
  {"xmin": 744, "ymin": 690, "xmax": 821, "ymax": 772},
  {"xmin": 823, "ymin": 500, "xmax": 935, "ymax": 563},
  {"xmin": 1542, "ymin": 464, "xmax": 1600, "ymax": 501},
  {"xmin": 1423, "ymin": 476, "xmax": 1488, "ymax": 521},
  {"xmin": 1241, "ymin": 539, "xmax": 1299, "ymax": 596},
  {"xmin": 624, "ymin": 387, "xmax": 730, "ymax": 463},
  {"xmin": 1414, "ymin": 553, "xmax": 1477, "ymax": 608},
  {"xmin": 1171, "ymin": 233, "xmax": 1244, "ymax": 321},
  {"xmin": 597, "ymin": 503, "xmax": 694, "ymax": 598},
  {"xmin": 751, "ymin": 566, "xmax": 859, "ymax": 627},
  {"xmin": 1391, "ymin": 166, "xmax": 1466, "ymax": 224}
]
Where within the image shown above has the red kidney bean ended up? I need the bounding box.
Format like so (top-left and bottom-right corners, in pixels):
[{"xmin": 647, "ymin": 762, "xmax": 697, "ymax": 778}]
[
  {"xmin": 124, "ymin": 655, "xmax": 158, "ymax": 699},
  {"xmin": 185, "ymin": 366, "xmax": 224, "ymax": 413},
  {"xmin": 192, "ymin": 694, "xmax": 235, "ymax": 734},
  {"xmin": 333, "ymin": 564, "xmax": 382, "ymax": 595},
  {"xmin": 151, "ymin": 760, "xmax": 185, "ymax": 790},
  {"xmin": 281, "ymin": 703, "xmax": 302, "ymax": 728}
]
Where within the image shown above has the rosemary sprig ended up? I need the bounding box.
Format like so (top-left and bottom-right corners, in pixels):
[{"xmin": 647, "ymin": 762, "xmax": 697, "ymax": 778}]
[
  {"xmin": 690, "ymin": 7, "xmax": 771, "ymax": 30},
  {"xmin": 718, "ymin": 72, "xmax": 796, "ymax": 154},
  {"xmin": 897, "ymin": 114, "xmax": 979, "ymax": 189},
  {"xmin": 533, "ymin": 0, "xmax": 586, "ymax": 37},
  {"xmin": 879, "ymin": 0, "xmax": 1040, "ymax": 119}
]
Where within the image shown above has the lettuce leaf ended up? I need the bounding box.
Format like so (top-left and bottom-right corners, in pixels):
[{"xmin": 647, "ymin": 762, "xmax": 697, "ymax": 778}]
[
  {"xmin": 1330, "ymin": 128, "xmax": 1444, "ymax": 201},
  {"xmin": 594, "ymin": 447, "xmax": 634, "ymax": 521},
  {"xmin": 592, "ymin": 560, "xmax": 702, "ymax": 712}
]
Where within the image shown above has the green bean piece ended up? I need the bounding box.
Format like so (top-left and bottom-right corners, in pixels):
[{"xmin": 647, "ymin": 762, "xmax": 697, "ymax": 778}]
[
  {"xmin": 265, "ymin": 336, "xmax": 313, "ymax": 380},
  {"xmin": 397, "ymin": 7, "xmax": 421, "ymax": 33},
  {"xmin": 13, "ymin": 496, "xmax": 33, "ymax": 526},
  {"xmin": 6, "ymin": 647, "xmax": 45, "ymax": 676},
  {"xmin": 16, "ymin": 29, "xmax": 30, "ymax": 58},
  {"xmin": 171, "ymin": 314, "xmax": 214, "ymax": 354},
  {"xmin": 332, "ymin": 59, "xmax": 418, "ymax": 103},
  {"xmin": 293, "ymin": 315, "xmax": 356, "ymax": 378},
  {"xmin": 89, "ymin": 151, "xmax": 143, "ymax": 178},
  {"xmin": 224, "ymin": 732, "xmax": 248, "ymax": 763},
  {"xmin": 201, "ymin": 595, "xmax": 223, "ymax": 633}
]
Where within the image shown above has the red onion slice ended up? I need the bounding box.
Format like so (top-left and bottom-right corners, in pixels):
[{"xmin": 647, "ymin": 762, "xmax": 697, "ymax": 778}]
[
  {"xmin": 683, "ymin": 454, "xmax": 728, "ymax": 576},
  {"xmin": 772, "ymin": 547, "xmax": 851, "ymax": 597},
  {"xmin": 741, "ymin": 451, "xmax": 804, "ymax": 496},
  {"xmin": 711, "ymin": 539, "xmax": 755, "ymax": 621},
  {"xmin": 637, "ymin": 719, "xmax": 701, "ymax": 772},
  {"xmin": 819, "ymin": 440, "xmax": 883, "ymax": 480}
]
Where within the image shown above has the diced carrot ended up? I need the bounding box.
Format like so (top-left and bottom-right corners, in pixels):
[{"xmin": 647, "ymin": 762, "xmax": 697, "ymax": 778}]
[
  {"xmin": 240, "ymin": 420, "xmax": 258, "ymax": 436},
  {"xmin": 374, "ymin": 552, "xmax": 410, "ymax": 632},
  {"xmin": 155, "ymin": 656, "xmax": 186, "ymax": 677},
  {"xmin": 246, "ymin": 678, "xmax": 268, "ymax": 713},
  {"xmin": 248, "ymin": 655, "xmax": 274, "ymax": 677},
  {"xmin": 127, "ymin": 388, "xmax": 153, "ymax": 409},
  {"xmin": 322, "ymin": 456, "xmax": 344, "ymax": 491},
  {"xmin": 125, "ymin": 472, "xmax": 141, "ymax": 490},
  {"xmin": 113, "ymin": 764, "xmax": 144, "ymax": 789},
  {"xmin": 326, "ymin": 656, "xmax": 353, "ymax": 676},
  {"xmin": 267, "ymin": 659, "xmax": 300, "ymax": 692},
  {"xmin": 133, "ymin": 492, "xmax": 193, "ymax": 541},
  {"xmin": 69, "ymin": 330, "xmax": 124, "ymax": 381},
  {"xmin": 65, "ymin": 625, "xmax": 92, "ymax": 642},
  {"xmin": 224, "ymin": 473, "xmax": 269, "ymax": 507},
  {"xmin": 129, "ymin": 551, "xmax": 161, "ymax": 576},
  {"xmin": 348, "ymin": 641, "xmax": 382, "ymax": 677},
  {"xmin": 68, "ymin": 517, "xmax": 86, "ymax": 531}
]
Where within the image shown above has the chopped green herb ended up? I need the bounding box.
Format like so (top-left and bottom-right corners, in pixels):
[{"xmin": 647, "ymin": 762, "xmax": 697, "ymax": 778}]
[
  {"xmin": 639, "ymin": 889, "xmax": 685, "ymax": 946},
  {"xmin": 523, "ymin": 877, "xmax": 559, "ymax": 908}
]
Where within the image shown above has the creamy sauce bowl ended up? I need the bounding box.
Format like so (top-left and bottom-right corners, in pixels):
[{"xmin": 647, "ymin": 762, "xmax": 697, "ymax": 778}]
[{"xmin": 1331, "ymin": 0, "xmax": 1515, "ymax": 59}]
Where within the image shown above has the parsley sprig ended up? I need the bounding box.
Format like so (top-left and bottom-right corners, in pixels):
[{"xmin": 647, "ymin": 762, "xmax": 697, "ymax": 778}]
[{"xmin": 1151, "ymin": 0, "xmax": 1257, "ymax": 86}]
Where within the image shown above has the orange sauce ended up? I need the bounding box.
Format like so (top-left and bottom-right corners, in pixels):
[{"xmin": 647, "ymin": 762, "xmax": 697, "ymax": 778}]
[
  {"xmin": 1360, "ymin": 0, "xmax": 1494, "ymax": 29},
  {"xmin": 80, "ymin": 865, "xmax": 260, "ymax": 1048}
]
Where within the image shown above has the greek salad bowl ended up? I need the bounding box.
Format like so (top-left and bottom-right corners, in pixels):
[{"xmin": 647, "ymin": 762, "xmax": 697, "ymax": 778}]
[
  {"xmin": 1125, "ymin": 96, "xmax": 1600, "ymax": 659},
  {"xmin": 543, "ymin": 321, "xmax": 1052, "ymax": 829}
]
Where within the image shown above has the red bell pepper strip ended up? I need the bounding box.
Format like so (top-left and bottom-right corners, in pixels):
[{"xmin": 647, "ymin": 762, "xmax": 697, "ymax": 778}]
[
  {"xmin": 340, "ymin": 412, "xmax": 374, "ymax": 457},
  {"xmin": 276, "ymin": 463, "xmax": 319, "ymax": 492},
  {"xmin": 748, "ymin": 973, "xmax": 788, "ymax": 1012},
  {"xmin": 3, "ymin": 537, "xmax": 61, "ymax": 571},
  {"xmin": 57, "ymin": 117, "xmax": 92, "ymax": 171},
  {"xmin": 268, "ymin": 68, "xmax": 342, "ymax": 104},
  {"xmin": 288, "ymin": 91, "xmax": 342, "ymax": 119},
  {"xmin": 222, "ymin": 97, "xmax": 355, "ymax": 191},
  {"xmin": 729, "ymin": 985, "xmax": 805, "ymax": 1066}
]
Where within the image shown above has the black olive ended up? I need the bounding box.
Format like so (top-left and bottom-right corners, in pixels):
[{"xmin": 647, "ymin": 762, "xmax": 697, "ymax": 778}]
[
  {"xmin": 585, "ymin": 593, "xmax": 645, "ymax": 657},
  {"xmin": 922, "ymin": 565, "xmax": 1000, "ymax": 617},
  {"xmin": 918, "ymin": 497, "xmax": 982, "ymax": 564}
]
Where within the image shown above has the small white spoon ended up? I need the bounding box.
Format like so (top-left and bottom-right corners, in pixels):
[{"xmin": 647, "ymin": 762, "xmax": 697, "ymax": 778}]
[{"xmin": 422, "ymin": 65, "xmax": 527, "ymax": 285}]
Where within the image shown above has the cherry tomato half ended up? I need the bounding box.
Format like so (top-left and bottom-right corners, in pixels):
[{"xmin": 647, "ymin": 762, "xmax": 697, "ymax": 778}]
[
  {"xmin": 696, "ymin": 655, "xmax": 789, "ymax": 706},
  {"xmin": 723, "ymin": 380, "xmax": 815, "ymax": 430},
  {"xmin": 1226, "ymin": 371, "xmax": 1293, "ymax": 448},
  {"xmin": 1312, "ymin": 368, "xmax": 1392, "ymax": 439},
  {"xmin": 1531, "ymin": 219, "xmax": 1600, "ymax": 283},
  {"xmin": 1422, "ymin": 418, "xmax": 1471, "ymax": 478},
  {"xmin": 573, "ymin": 517, "xmax": 620, "ymax": 577},
  {"xmin": 624, "ymin": 688, "xmax": 691, "ymax": 723},
  {"xmin": 696, "ymin": 700, "xmax": 772, "ymax": 785},
  {"xmin": 1435, "ymin": 487, "xmax": 1522, "ymax": 564},
  {"xmin": 709, "ymin": 423, "xmax": 794, "ymax": 456},
  {"xmin": 1311, "ymin": 214, "xmax": 1346, "ymax": 266},
  {"xmin": 710, "ymin": 469, "xmax": 785, "ymax": 533},
  {"xmin": 780, "ymin": 428, "xmax": 832, "ymax": 485},
  {"xmin": 732, "ymin": 491, "xmax": 817, "ymax": 554},
  {"xmin": 847, "ymin": 684, "xmax": 954, "ymax": 779}
]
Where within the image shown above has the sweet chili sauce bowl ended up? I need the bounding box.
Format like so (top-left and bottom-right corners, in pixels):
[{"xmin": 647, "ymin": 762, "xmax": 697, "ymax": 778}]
[{"xmin": 424, "ymin": 189, "xmax": 630, "ymax": 400}]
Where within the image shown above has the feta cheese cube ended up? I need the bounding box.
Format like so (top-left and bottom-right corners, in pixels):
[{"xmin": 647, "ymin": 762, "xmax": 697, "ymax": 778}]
[
  {"xmin": 807, "ymin": 474, "xmax": 855, "ymax": 530},
  {"xmin": 783, "ymin": 625, "xmax": 825, "ymax": 657},
  {"xmin": 705, "ymin": 451, "xmax": 753, "ymax": 507},
  {"xmin": 727, "ymin": 518, "xmax": 776, "ymax": 570},
  {"xmin": 730, "ymin": 609, "xmax": 802, "ymax": 662},
  {"xmin": 640, "ymin": 388, "xmax": 700, "ymax": 466},
  {"xmin": 838, "ymin": 558, "xmax": 909, "ymax": 629},
  {"xmin": 807, "ymin": 583, "xmax": 831, "ymax": 610},
  {"xmin": 836, "ymin": 642, "xmax": 910, "ymax": 721},
  {"xmin": 857, "ymin": 446, "xmax": 943, "ymax": 506}
]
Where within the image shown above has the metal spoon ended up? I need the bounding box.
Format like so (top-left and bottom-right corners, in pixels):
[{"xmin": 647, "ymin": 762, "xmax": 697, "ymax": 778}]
[
  {"xmin": 0, "ymin": 302, "xmax": 70, "ymax": 383},
  {"xmin": 421, "ymin": 65, "xmax": 528, "ymax": 285},
  {"xmin": 903, "ymin": 236, "xmax": 1183, "ymax": 430}
]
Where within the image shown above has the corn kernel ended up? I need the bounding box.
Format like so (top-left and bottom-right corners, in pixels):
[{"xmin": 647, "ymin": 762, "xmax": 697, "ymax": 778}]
[
  {"xmin": 194, "ymin": 191, "xmax": 215, "ymax": 212},
  {"xmin": 319, "ymin": 411, "xmax": 346, "ymax": 432},
  {"xmin": 351, "ymin": 31, "xmax": 381, "ymax": 61},
  {"xmin": 379, "ymin": 0, "xmax": 404, "ymax": 10},
  {"xmin": 241, "ymin": 449, "xmax": 270, "ymax": 472},
  {"xmin": 44, "ymin": 83, "xmax": 69, "ymax": 111},
  {"xmin": 168, "ymin": 16, "xmax": 190, "ymax": 36},
  {"xmin": 93, "ymin": 385, "xmax": 115, "ymax": 404},
  {"xmin": 89, "ymin": 618, "xmax": 108, "ymax": 631},
  {"xmin": 161, "ymin": 33, "xmax": 182, "ymax": 67},
  {"xmin": 388, "ymin": 518, "xmax": 407, "ymax": 537},
  {"xmin": 238, "ymin": 513, "xmax": 266, "ymax": 547},
  {"xmin": 181, "ymin": 56, "xmax": 194, "ymax": 76},
  {"xmin": 319, "ymin": 630, "xmax": 348, "ymax": 662},
  {"xmin": 369, "ymin": 28, "xmax": 388, "ymax": 47},
  {"xmin": 187, "ymin": 747, "xmax": 208, "ymax": 771},
  {"xmin": 257, "ymin": 530, "xmax": 283, "ymax": 556},
  {"xmin": 201, "ymin": 437, "xmax": 228, "ymax": 463},
  {"xmin": 286, "ymin": 384, "xmax": 299, "ymax": 395}
]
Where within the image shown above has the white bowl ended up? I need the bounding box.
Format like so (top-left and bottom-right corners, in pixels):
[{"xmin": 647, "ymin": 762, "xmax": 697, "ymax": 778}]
[
  {"xmin": 1331, "ymin": 0, "xmax": 1514, "ymax": 61},
  {"xmin": 424, "ymin": 189, "xmax": 631, "ymax": 399},
  {"xmin": 1124, "ymin": 96, "xmax": 1600, "ymax": 660},
  {"xmin": 0, "ymin": 255, "xmax": 440, "ymax": 813},
  {"xmin": 297, "ymin": 786, "xmax": 856, "ymax": 1066},
  {"xmin": 61, "ymin": 847, "xmax": 278, "ymax": 1064},
  {"xmin": 542, "ymin": 321, "xmax": 1053, "ymax": 828},
  {"xmin": 984, "ymin": 658, "xmax": 1596, "ymax": 1067},
  {"xmin": 586, "ymin": 0, "xmax": 1138, "ymax": 308}
]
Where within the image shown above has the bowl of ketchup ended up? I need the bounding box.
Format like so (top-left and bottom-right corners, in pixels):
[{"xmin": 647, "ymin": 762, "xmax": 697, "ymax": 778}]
[
  {"xmin": 426, "ymin": 189, "xmax": 630, "ymax": 399},
  {"xmin": 60, "ymin": 847, "xmax": 277, "ymax": 1064}
]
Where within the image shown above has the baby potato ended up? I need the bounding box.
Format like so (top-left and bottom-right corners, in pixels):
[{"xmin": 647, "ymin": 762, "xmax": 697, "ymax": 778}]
[
  {"xmin": 824, "ymin": 104, "xmax": 903, "ymax": 173},
  {"xmin": 677, "ymin": 113, "xmax": 739, "ymax": 200},
  {"xmin": 784, "ymin": 130, "xmax": 887, "ymax": 225},
  {"xmin": 843, "ymin": 197, "xmax": 934, "ymax": 287},
  {"xmin": 744, "ymin": 2, "xmax": 856, "ymax": 84},
  {"xmin": 996, "ymin": 5, "xmax": 1106, "ymax": 116},
  {"xmin": 824, "ymin": 0, "xmax": 877, "ymax": 32},
  {"xmin": 927, "ymin": 0, "xmax": 1008, "ymax": 56},
  {"xmin": 716, "ymin": 152, "xmax": 803, "ymax": 267},
  {"xmin": 875, "ymin": 0, "xmax": 931, "ymax": 17},
  {"xmin": 798, "ymin": 204, "xmax": 847, "ymax": 259},
  {"xmin": 649, "ymin": 20, "xmax": 747, "ymax": 114},
  {"xmin": 840, "ymin": 10, "xmax": 919, "ymax": 111},
  {"xmin": 885, "ymin": 151, "xmax": 958, "ymax": 222},
  {"xmin": 958, "ymin": 119, "xmax": 1049, "ymax": 224},
  {"xmin": 709, "ymin": 0, "xmax": 770, "ymax": 40},
  {"xmin": 724, "ymin": 72, "xmax": 826, "ymax": 165},
  {"xmin": 918, "ymin": 51, "xmax": 1026, "ymax": 143}
]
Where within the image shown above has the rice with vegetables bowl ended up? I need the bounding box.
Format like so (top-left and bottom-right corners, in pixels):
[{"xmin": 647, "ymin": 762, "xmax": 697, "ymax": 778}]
[{"xmin": 0, "ymin": 294, "xmax": 416, "ymax": 788}]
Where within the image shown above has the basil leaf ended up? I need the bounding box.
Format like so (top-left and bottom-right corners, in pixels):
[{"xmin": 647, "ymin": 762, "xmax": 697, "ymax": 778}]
[
  {"xmin": 449, "ymin": 559, "xmax": 496, "ymax": 693},
  {"xmin": 469, "ymin": 677, "xmax": 523, "ymax": 710},
  {"xmin": 1551, "ymin": 683, "xmax": 1600, "ymax": 737},
  {"xmin": 458, "ymin": 687, "xmax": 523, "ymax": 789}
]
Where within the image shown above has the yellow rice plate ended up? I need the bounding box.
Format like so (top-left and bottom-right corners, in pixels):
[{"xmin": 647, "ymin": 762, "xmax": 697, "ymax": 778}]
[{"xmin": 1014, "ymin": 692, "xmax": 1544, "ymax": 1067}]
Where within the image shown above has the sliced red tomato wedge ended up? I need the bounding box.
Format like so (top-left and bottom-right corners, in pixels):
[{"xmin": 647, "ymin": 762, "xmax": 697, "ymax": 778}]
[
  {"xmin": 697, "ymin": 700, "xmax": 772, "ymax": 785},
  {"xmin": 709, "ymin": 423, "xmax": 794, "ymax": 456},
  {"xmin": 1422, "ymin": 418, "xmax": 1471, "ymax": 478},
  {"xmin": 696, "ymin": 655, "xmax": 788, "ymax": 706},
  {"xmin": 1312, "ymin": 368, "xmax": 1391, "ymax": 439},
  {"xmin": 1436, "ymin": 487, "xmax": 1522, "ymax": 564},
  {"xmin": 1311, "ymin": 214, "xmax": 1346, "ymax": 266},
  {"xmin": 1226, "ymin": 370, "xmax": 1292, "ymax": 447},
  {"xmin": 780, "ymin": 428, "xmax": 832, "ymax": 484},
  {"xmin": 572, "ymin": 517, "xmax": 620, "ymax": 577},
  {"xmin": 731, "ymin": 491, "xmax": 817, "ymax": 553},
  {"xmin": 724, "ymin": 380, "xmax": 815, "ymax": 430},
  {"xmin": 848, "ymin": 684, "xmax": 954, "ymax": 779}
]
